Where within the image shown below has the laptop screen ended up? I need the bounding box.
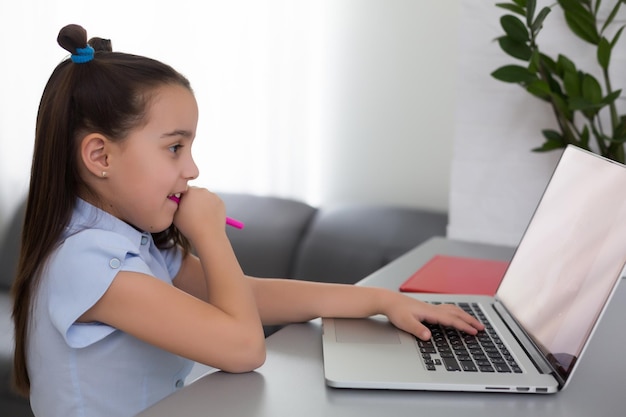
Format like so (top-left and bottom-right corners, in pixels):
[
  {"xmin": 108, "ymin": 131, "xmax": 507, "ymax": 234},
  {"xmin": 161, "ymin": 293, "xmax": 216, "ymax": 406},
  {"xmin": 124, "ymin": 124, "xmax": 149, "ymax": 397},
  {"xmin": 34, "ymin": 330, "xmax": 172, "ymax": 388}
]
[{"xmin": 496, "ymin": 146, "xmax": 626, "ymax": 383}]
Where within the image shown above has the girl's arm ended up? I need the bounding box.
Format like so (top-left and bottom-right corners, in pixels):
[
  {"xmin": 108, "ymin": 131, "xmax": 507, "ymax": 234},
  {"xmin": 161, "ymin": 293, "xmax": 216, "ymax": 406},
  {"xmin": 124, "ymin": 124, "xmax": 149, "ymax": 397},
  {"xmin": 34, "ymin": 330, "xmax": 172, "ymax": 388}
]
[
  {"xmin": 173, "ymin": 246, "xmax": 484, "ymax": 340},
  {"xmin": 246, "ymin": 277, "xmax": 484, "ymax": 340},
  {"xmin": 80, "ymin": 188, "xmax": 266, "ymax": 373}
]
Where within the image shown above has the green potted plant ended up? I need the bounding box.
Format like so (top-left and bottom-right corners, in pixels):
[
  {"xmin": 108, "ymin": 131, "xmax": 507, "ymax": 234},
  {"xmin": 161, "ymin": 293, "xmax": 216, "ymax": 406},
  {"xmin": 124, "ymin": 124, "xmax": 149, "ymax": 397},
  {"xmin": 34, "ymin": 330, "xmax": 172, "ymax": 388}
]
[{"xmin": 491, "ymin": 0, "xmax": 626, "ymax": 162}]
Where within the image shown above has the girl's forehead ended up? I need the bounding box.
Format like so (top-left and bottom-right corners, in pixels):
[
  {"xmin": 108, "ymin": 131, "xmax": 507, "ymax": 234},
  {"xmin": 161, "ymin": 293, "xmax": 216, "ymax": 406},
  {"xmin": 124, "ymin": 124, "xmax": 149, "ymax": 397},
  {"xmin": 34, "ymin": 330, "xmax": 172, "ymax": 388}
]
[
  {"xmin": 143, "ymin": 85, "xmax": 198, "ymax": 132},
  {"xmin": 148, "ymin": 84, "xmax": 197, "ymax": 110}
]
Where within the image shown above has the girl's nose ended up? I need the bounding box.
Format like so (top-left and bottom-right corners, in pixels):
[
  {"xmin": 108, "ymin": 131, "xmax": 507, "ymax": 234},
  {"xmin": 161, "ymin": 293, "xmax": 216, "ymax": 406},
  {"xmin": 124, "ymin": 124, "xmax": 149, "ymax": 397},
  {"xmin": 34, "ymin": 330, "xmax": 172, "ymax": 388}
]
[{"xmin": 185, "ymin": 156, "xmax": 200, "ymax": 180}]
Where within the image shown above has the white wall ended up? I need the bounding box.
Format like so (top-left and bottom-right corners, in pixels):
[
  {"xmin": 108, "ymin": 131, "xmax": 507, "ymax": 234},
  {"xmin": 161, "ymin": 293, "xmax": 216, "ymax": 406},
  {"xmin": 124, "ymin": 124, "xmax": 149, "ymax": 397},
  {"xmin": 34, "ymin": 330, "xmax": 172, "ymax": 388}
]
[
  {"xmin": 315, "ymin": 1, "xmax": 460, "ymax": 210},
  {"xmin": 448, "ymin": 1, "xmax": 626, "ymax": 246},
  {"xmin": 0, "ymin": 0, "xmax": 459, "ymax": 237}
]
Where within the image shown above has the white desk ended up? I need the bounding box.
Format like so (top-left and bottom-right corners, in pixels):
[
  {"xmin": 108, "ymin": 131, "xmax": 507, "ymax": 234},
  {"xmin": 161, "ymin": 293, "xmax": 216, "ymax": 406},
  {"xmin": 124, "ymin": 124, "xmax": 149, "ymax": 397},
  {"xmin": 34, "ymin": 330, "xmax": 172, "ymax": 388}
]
[{"xmin": 137, "ymin": 237, "xmax": 626, "ymax": 417}]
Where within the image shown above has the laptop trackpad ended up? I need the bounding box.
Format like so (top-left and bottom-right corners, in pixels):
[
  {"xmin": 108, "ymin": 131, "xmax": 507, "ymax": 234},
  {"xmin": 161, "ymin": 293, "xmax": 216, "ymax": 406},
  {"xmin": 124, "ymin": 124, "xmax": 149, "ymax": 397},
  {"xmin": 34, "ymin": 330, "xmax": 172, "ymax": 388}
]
[{"xmin": 334, "ymin": 318, "xmax": 401, "ymax": 344}]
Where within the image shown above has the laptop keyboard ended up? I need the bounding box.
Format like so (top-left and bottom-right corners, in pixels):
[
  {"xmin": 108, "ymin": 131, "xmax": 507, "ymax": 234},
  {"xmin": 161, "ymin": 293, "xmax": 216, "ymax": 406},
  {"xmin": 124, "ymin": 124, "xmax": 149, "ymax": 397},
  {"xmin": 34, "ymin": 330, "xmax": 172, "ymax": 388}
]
[{"xmin": 418, "ymin": 302, "xmax": 522, "ymax": 373}]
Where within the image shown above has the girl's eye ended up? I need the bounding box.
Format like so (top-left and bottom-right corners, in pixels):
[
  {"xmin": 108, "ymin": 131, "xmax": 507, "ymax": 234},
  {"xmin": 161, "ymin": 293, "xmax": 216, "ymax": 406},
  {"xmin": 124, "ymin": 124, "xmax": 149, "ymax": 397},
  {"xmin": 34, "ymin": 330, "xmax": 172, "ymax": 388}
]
[{"xmin": 169, "ymin": 144, "xmax": 182, "ymax": 154}]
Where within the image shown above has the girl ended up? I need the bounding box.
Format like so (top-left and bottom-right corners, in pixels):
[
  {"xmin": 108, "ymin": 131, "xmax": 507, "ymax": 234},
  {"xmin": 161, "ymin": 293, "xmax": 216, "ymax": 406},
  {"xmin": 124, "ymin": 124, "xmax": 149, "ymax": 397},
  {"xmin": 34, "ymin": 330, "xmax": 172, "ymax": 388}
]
[{"xmin": 11, "ymin": 24, "xmax": 483, "ymax": 417}]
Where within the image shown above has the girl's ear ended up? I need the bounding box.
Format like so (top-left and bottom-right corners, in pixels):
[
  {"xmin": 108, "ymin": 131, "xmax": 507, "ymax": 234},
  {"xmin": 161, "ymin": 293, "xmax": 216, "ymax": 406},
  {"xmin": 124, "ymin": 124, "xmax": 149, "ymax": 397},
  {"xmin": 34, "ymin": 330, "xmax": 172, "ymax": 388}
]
[{"xmin": 80, "ymin": 133, "xmax": 110, "ymax": 178}]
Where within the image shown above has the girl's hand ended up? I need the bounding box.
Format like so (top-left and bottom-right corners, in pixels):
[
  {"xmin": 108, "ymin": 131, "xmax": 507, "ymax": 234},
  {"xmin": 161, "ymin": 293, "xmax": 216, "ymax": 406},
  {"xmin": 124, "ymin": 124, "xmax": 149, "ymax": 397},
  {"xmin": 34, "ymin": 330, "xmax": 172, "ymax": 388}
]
[
  {"xmin": 173, "ymin": 186, "xmax": 227, "ymax": 243},
  {"xmin": 380, "ymin": 291, "xmax": 485, "ymax": 341}
]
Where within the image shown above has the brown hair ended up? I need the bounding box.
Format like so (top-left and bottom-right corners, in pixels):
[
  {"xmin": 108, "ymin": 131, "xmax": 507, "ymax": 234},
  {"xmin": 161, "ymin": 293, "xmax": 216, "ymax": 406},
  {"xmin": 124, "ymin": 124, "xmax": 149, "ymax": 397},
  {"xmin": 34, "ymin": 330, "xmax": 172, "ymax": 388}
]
[{"xmin": 11, "ymin": 24, "xmax": 193, "ymax": 395}]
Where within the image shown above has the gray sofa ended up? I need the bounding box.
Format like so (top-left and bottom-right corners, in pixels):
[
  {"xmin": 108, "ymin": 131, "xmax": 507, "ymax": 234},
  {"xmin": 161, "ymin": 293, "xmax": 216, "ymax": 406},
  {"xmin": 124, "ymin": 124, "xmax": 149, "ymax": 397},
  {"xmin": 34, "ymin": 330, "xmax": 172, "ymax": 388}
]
[{"xmin": 0, "ymin": 192, "xmax": 447, "ymax": 415}]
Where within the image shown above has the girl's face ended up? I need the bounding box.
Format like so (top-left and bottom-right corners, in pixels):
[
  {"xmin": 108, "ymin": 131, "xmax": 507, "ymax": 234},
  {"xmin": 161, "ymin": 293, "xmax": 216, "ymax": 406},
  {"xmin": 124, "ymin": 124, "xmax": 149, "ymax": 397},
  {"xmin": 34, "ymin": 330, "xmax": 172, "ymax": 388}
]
[{"xmin": 104, "ymin": 84, "xmax": 200, "ymax": 232}]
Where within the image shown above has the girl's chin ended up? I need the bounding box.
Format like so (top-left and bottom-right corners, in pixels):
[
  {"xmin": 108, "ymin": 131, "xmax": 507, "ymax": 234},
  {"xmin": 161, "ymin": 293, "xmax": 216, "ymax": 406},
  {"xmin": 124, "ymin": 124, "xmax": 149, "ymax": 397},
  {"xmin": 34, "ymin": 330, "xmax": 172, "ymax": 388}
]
[
  {"xmin": 122, "ymin": 210, "xmax": 174, "ymax": 234},
  {"xmin": 145, "ymin": 226, "xmax": 173, "ymax": 234},
  {"xmin": 142, "ymin": 218, "xmax": 176, "ymax": 234}
]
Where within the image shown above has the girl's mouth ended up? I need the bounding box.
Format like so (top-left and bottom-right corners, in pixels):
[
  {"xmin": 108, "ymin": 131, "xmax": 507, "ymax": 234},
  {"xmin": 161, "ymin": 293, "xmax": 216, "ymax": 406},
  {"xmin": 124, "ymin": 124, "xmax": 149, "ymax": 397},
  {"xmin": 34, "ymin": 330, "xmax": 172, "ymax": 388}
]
[{"xmin": 168, "ymin": 194, "xmax": 181, "ymax": 204}]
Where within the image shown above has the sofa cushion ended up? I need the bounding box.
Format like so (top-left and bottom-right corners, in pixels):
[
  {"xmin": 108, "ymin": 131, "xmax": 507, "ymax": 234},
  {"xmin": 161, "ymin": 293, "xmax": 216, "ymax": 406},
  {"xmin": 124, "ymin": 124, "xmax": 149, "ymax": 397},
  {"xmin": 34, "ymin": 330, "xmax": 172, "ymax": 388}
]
[
  {"xmin": 218, "ymin": 192, "xmax": 317, "ymax": 278},
  {"xmin": 292, "ymin": 205, "xmax": 447, "ymax": 284}
]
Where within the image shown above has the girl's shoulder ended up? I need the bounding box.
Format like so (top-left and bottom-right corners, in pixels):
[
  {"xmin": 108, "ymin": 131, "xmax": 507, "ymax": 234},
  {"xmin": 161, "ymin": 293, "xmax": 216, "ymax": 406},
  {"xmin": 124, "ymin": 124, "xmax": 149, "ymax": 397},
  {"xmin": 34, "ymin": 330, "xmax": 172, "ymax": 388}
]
[
  {"xmin": 51, "ymin": 224, "xmax": 182, "ymax": 285},
  {"xmin": 62, "ymin": 227, "xmax": 138, "ymax": 253},
  {"xmin": 48, "ymin": 228, "xmax": 141, "ymax": 286},
  {"xmin": 57, "ymin": 227, "xmax": 142, "ymax": 269}
]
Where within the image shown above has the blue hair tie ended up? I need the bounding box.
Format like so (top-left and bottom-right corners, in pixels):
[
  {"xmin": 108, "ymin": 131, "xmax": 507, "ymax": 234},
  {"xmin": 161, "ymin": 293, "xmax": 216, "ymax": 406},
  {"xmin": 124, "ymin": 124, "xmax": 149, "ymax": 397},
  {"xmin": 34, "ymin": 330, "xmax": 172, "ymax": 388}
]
[{"xmin": 71, "ymin": 45, "xmax": 94, "ymax": 63}]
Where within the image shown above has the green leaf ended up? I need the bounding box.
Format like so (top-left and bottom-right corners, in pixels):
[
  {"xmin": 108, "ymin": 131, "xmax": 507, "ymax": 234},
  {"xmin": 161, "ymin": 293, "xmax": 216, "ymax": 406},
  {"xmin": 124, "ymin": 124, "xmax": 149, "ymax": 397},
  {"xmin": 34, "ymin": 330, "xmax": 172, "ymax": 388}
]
[
  {"xmin": 496, "ymin": 3, "xmax": 526, "ymax": 16},
  {"xmin": 563, "ymin": 70, "xmax": 581, "ymax": 98},
  {"xmin": 613, "ymin": 115, "xmax": 626, "ymax": 141},
  {"xmin": 526, "ymin": 0, "xmax": 537, "ymax": 26},
  {"xmin": 542, "ymin": 129, "xmax": 564, "ymax": 142},
  {"xmin": 601, "ymin": 0, "xmax": 623, "ymax": 34},
  {"xmin": 539, "ymin": 53, "xmax": 557, "ymax": 73},
  {"xmin": 501, "ymin": 15, "xmax": 530, "ymax": 42},
  {"xmin": 531, "ymin": 7, "xmax": 552, "ymax": 36},
  {"xmin": 526, "ymin": 79, "xmax": 552, "ymax": 100},
  {"xmin": 569, "ymin": 97, "xmax": 602, "ymax": 111},
  {"xmin": 497, "ymin": 36, "xmax": 533, "ymax": 60},
  {"xmin": 556, "ymin": 54, "xmax": 576, "ymax": 77},
  {"xmin": 561, "ymin": 6, "xmax": 600, "ymax": 44},
  {"xmin": 611, "ymin": 25, "xmax": 624, "ymax": 48},
  {"xmin": 528, "ymin": 49, "xmax": 541, "ymax": 73},
  {"xmin": 545, "ymin": 72, "xmax": 564, "ymax": 96},
  {"xmin": 602, "ymin": 89, "xmax": 622, "ymax": 105},
  {"xmin": 491, "ymin": 65, "xmax": 537, "ymax": 83},
  {"xmin": 581, "ymin": 73, "xmax": 603, "ymax": 104},
  {"xmin": 512, "ymin": 0, "xmax": 527, "ymax": 7},
  {"xmin": 597, "ymin": 37, "xmax": 611, "ymax": 69},
  {"xmin": 608, "ymin": 136, "xmax": 626, "ymax": 144},
  {"xmin": 558, "ymin": 0, "xmax": 595, "ymax": 18},
  {"xmin": 594, "ymin": 0, "xmax": 601, "ymax": 16},
  {"xmin": 532, "ymin": 139, "xmax": 566, "ymax": 152},
  {"xmin": 580, "ymin": 125, "xmax": 590, "ymax": 148},
  {"xmin": 551, "ymin": 94, "xmax": 573, "ymax": 120},
  {"xmin": 570, "ymin": 98, "xmax": 603, "ymax": 120}
]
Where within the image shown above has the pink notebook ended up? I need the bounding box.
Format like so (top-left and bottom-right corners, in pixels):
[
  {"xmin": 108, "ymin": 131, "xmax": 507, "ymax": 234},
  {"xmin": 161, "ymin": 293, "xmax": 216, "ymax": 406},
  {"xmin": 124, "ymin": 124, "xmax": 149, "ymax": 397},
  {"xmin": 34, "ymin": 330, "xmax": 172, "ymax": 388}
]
[{"xmin": 399, "ymin": 255, "xmax": 509, "ymax": 296}]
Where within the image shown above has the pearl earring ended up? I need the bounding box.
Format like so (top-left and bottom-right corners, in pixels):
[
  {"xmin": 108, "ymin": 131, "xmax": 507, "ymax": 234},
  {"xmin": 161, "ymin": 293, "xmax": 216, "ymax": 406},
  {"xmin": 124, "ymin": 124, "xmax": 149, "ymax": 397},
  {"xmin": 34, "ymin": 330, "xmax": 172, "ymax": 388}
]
[{"xmin": 101, "ymin": 171, "xmax": 107, "ymax": 178}]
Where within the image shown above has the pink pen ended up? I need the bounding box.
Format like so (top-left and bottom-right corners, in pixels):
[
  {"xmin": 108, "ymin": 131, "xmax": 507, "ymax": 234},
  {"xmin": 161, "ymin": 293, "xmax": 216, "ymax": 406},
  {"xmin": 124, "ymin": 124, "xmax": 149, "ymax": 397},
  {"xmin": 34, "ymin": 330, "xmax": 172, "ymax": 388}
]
[
  {"xmin": 226, "ymin": 217, "xmax": 245, "ymax": 229},
  {"xmin": 168, "ymin": 195, "xmax": 244, "ymax": 229}
]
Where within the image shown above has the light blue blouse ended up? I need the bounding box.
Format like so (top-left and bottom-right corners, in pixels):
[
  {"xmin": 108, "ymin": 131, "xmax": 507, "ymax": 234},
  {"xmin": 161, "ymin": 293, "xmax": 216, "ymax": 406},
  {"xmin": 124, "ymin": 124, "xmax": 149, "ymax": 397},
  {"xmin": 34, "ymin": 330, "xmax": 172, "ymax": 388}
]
[{"xmin": 28, "ymin": 199, "xmax": 193, "ymax": 417}]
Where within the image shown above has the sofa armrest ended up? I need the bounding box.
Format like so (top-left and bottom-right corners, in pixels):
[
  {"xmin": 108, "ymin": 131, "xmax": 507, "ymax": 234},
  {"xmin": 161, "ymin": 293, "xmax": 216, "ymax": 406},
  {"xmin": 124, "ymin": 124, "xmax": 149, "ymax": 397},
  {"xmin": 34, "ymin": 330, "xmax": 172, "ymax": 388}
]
[{"xmin": 218, "ymin": 192, "xmax": 317, "ymax": 278}]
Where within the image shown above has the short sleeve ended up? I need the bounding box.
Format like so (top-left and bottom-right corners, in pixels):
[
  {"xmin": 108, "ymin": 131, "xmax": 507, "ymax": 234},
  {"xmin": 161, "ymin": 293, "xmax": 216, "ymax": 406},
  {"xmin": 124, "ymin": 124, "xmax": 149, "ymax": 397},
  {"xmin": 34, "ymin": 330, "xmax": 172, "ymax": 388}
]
[{"xmin": 46, "ymin": 229, "xmax": 152, "ymax": 348}]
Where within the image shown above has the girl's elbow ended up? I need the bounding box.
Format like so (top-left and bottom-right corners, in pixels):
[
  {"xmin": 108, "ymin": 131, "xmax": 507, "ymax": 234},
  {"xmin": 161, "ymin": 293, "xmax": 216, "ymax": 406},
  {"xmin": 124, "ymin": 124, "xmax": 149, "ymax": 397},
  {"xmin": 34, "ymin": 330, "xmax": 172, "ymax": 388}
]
[
  {"xmin": 234, "ymin": 352, "xmax": 266, "ymax": 373},
  {"xmin": 222, "ymin": 338, "xmax": 266, "ymax": 373},
  {"xmin": 242, "ymin": 333, "xmax": 267, "ymax": 370},
  {"xmin": 250, "ymin": 342, "xmax": 267, "ymax": 369}
]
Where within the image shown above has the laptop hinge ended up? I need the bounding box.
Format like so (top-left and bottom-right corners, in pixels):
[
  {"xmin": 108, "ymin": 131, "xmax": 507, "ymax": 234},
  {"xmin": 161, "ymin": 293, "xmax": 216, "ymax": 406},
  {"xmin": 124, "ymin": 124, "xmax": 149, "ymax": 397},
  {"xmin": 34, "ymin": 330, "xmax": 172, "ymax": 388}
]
[{"xmin": 493, "ymin": 301, "xmax": 565, "ymax": 386}]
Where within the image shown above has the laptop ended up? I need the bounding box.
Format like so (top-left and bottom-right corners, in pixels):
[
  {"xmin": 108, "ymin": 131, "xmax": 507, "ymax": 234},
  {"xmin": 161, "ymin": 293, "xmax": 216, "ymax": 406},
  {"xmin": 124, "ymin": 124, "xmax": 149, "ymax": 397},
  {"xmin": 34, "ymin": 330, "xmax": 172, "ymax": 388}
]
[{"xmin": 322, "ymin": 145, "xmax": 626, "ymax": 394}]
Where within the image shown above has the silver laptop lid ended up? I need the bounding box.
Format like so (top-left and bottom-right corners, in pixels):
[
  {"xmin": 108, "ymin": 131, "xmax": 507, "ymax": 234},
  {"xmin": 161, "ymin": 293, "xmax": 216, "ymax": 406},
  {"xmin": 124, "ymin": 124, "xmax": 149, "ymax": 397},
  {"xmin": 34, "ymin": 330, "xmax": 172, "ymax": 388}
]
[{"xmin": 495, "ymin": 145, "xmax": 626, "ymax": 384}]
